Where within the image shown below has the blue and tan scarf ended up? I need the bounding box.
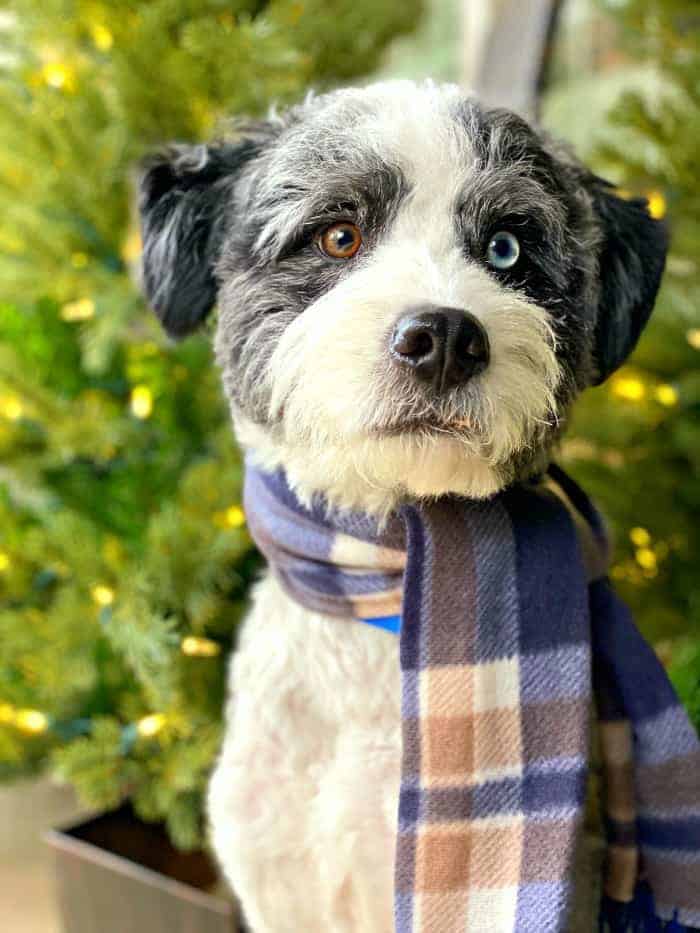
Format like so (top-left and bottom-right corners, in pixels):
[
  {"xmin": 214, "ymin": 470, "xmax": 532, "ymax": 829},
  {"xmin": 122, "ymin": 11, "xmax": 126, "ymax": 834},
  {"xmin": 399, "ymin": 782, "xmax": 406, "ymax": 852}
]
[{"xmin": 244, "ymin": 462, "xmax": 700, "ymax": 932}]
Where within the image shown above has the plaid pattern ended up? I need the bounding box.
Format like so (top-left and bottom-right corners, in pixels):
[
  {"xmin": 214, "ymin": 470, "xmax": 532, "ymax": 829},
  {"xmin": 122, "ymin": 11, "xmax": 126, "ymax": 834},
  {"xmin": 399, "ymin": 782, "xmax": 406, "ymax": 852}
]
[
  {"xmin": 244, "ymin": 463, "xmax": 700, "ymax": 932},
  {"xmin": 591, "ymin": 580, "xmax": 700, "ymax": 928}
]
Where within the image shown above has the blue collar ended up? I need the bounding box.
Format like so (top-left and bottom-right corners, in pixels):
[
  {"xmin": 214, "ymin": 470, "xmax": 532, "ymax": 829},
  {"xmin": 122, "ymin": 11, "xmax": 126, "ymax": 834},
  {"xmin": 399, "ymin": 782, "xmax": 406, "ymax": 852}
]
[{"xmin": 359, "ymin": 614, "xmax": 401, "ymax": 634}]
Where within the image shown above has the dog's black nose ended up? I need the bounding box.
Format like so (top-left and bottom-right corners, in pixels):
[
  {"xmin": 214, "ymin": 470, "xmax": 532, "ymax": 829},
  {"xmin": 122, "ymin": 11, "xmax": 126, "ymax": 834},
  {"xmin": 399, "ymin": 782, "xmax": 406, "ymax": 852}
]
[{"xmin": 391, "ymin": 307, "xmax": 489, "ymax": 391}]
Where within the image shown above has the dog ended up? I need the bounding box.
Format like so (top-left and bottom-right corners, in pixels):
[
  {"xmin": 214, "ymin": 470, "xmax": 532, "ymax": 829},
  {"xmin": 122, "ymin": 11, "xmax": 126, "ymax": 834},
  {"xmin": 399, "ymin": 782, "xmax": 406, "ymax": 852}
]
[{"xmin": 138, "ymin": 80, "xmax": 667, "ymax": 932}]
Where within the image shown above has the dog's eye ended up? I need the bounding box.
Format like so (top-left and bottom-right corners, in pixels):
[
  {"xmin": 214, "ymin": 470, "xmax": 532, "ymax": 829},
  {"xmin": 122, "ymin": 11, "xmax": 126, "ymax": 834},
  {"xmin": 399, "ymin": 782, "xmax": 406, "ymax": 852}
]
[
  {"xmin": 486, "ymin": 231, "xmax": 520, "ymax": 270},
  {"xmin": 316, "ymin": 222, "xmax": 362, "ymax": 259}
]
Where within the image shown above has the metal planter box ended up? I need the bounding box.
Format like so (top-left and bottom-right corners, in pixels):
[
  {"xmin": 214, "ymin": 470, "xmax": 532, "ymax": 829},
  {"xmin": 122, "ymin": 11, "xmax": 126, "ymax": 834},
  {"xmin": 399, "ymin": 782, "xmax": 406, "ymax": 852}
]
[{"xmin": 46, "ymin": 804, "xmax": 239, "ymax": 933}]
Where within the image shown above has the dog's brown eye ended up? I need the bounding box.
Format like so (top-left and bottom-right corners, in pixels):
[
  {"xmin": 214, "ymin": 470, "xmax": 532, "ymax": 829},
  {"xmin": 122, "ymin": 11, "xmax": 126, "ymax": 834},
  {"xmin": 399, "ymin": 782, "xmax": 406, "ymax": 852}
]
[{"xmin": 317, "ymin": 222, "xmax": 362, "ymax": 259}]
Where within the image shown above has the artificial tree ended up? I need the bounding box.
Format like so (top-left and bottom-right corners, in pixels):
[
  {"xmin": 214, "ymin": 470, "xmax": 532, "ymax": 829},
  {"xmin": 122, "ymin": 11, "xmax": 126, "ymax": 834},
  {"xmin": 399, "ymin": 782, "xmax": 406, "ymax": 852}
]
[{"xmin": 0, "ymin": 0, "xmax": 420, "ymax": 848}]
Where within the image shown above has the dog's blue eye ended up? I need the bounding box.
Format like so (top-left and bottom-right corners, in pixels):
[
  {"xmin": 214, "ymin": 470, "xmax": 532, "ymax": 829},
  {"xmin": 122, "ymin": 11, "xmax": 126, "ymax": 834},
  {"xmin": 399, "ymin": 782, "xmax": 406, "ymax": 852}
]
[{"xmin": 487, "ymin": 231, "xmax": 520, "ymax": 270}]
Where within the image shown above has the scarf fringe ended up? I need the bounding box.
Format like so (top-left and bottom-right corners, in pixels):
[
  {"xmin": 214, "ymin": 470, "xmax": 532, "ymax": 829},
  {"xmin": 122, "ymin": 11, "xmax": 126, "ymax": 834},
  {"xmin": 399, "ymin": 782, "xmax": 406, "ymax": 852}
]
[{"xmin": 599, "ymin": 885, "xmax": 692, "ymax": 932}]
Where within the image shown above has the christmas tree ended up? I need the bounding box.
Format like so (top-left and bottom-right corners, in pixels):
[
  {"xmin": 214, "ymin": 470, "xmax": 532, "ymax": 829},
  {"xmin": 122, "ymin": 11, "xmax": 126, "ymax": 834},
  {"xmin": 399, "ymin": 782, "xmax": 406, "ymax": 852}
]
[
  {"xmin": 543, "ymin": 0, "xmax": 700, "ymax": 727},
  {"xmin": 0, "ymin": 1, "xmax": 420, "ymax": 849}
]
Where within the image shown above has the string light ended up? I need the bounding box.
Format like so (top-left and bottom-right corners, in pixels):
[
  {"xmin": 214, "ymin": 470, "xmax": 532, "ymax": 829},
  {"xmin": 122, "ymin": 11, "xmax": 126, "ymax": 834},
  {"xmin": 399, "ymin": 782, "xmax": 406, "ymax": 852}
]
[
  {"xmin": 136, "ymin": 713, "xmax": 166, "ymax": 738},
  {"xmin": 181, "ymin": 635, "xmax": 221, "ymax": 658},
  {"xmin": 630, "ymin": 527, "xmax": 651, "ymax": 547},
  {"xmin": 611, "ymin": 376, "xmax": 645, "ymax": 402},
  {"xmin": 130, "ymin": 385, "xmax": 153, "ymax": 419},
  {"xmin": 224, "ymin": 505, "xmax": 245, "ymax": 527},
  {"xmin": 90, "ymin": 23, "xmax": 114, "ymax": 51},
  {"xmin": 213, "ymin": 504, "xmax": 246, "ymax": 529},
  {"xmin": 655, "ymin": 384, "xmax": 678, "ymax": 407},
  {"xmin": 1, "ymin": 703, "xmax": 172, "ymax": 746},
  {"xmin": 646, "ymin": 190, "xmax": 666, "ymax": 220},
  {"xmin": 0, "ymin": 550, "xmax": 10, "ymax": 572},
  {"xmin": 39, "ymin": 61, "xmax": 77, "ymax": 92},
  {"xmin": 0, "ymin": 393, "xmax": 24, "ymax": 420},
  {"xmin": 91, "ymin": 583, "xmax": 115, "ymax": 607},
  {"xmin": 61, "ymin": 297, "xmax": 95, "ymax": 321},
  {"xmin": 635, "ymin": 548, "xmax": 657, "ymax": 571},
  {"xmin": 14, "ymin": 708, "xmax": 50, "ymax": 734}
]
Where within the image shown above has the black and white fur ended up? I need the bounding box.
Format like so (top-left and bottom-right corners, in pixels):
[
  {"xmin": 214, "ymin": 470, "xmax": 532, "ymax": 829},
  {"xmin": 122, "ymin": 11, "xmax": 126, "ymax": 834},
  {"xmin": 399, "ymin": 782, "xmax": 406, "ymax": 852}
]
[{"xmin": 138, "ymin": 81, "xmax": 667, "ymax": 932}]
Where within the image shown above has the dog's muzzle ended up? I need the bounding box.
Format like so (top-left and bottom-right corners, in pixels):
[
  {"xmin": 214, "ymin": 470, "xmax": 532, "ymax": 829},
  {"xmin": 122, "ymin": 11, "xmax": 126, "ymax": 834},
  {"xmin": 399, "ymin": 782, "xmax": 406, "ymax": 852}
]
[{"xmin": 390, "ymin": 305, "xmax": 489, "ymax": 394}]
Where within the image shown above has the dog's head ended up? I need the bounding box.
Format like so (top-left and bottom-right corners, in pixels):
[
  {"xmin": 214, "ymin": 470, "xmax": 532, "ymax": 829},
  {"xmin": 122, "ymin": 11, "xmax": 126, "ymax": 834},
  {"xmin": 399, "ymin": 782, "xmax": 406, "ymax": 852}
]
[{"xmin": 138, "ymin": 80, "xmax": 667, "ymax": 514}]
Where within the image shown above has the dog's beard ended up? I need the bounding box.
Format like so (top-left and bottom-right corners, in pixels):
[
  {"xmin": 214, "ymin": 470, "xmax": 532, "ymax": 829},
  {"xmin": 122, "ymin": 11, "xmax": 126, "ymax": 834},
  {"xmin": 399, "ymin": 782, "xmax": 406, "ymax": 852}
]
[
  {"xmin": 240, "ymin": 248, "xmax": 562, "ymax": 514},
  {"xmin": 235, "ymin": 416, "xmax": 510, "ymax": 519}
]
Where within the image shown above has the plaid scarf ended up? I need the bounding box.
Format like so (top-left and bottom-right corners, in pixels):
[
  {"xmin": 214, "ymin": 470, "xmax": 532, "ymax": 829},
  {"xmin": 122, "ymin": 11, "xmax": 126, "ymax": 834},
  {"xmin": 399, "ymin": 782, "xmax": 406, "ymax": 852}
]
[{"xmin": 244, "ymin": 463, "xmax": 700, "ymax": 932}]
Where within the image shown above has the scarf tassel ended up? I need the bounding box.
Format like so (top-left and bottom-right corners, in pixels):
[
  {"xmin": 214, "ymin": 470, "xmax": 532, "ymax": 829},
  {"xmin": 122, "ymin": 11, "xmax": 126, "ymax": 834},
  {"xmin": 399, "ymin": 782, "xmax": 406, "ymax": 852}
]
[{"xmin": 599, "ymin": 885, "xmax": 693, "ymax": 933}]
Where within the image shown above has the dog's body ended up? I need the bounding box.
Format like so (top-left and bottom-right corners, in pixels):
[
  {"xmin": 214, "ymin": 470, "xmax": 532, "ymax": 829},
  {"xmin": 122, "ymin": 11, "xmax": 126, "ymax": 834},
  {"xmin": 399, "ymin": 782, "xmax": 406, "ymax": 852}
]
[
  {"xmin": 208, "ymin": 575, "xmax": 603, "ymax": 933},
  {"xmin": 138, "ymin": 81, "xmax": 666, "ymax": 932},
  {"xmin": 209, "ymin": 576, "xmax": 402, "ymax": 932}
]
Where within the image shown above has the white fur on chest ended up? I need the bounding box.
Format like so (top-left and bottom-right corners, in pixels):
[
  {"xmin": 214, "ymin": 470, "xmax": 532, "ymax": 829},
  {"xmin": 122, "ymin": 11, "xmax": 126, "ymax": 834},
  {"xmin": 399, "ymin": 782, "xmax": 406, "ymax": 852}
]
[{"xmin": 208, "ymin": 572, "xmax": 402, "ymax": 933}]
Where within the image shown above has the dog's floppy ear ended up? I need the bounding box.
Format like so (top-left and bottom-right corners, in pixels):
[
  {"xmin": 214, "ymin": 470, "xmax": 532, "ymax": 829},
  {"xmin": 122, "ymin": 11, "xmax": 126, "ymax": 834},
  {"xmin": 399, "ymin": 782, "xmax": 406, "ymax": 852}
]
[
  {"xmin": 137, "ymin": 139, "xmax": 259, "ymax": 338},
  {"xmin": 589, "ymin": 178, "xmax": 669, "ymax": 383}
]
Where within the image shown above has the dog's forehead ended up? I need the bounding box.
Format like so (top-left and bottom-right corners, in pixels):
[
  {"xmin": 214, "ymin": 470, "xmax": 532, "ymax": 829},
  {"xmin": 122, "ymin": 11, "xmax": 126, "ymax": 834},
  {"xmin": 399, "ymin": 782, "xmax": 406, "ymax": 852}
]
[{"xmin": 270, "ymin": 81, "xmax": 479, "ymax": 187}]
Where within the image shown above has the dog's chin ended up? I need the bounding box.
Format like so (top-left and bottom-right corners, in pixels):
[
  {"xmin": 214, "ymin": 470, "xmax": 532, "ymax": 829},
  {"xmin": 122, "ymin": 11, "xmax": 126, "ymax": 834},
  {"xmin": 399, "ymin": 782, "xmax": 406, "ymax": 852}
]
[
  {"xmin": 368, "ymin": 414, "xmax": 476, "ymax": 439},
  {"xmin": 234, "ymin": 413, "xmax": 508, "ymax": 519}
]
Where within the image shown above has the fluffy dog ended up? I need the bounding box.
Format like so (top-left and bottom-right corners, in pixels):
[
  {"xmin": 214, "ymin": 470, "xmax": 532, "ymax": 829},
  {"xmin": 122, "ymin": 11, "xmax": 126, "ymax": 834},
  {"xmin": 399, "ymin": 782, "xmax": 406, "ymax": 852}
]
[{"xmin": 138, "ymin": 80, "xmax": 667, "ymax": 932}]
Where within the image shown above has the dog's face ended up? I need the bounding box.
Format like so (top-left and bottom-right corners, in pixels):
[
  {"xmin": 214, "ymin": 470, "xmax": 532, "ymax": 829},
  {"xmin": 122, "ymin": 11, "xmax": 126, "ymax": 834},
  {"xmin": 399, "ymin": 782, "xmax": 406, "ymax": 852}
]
[{"xmin": 139, "ymin": 81, "xmax": 667, "ymax": 514}]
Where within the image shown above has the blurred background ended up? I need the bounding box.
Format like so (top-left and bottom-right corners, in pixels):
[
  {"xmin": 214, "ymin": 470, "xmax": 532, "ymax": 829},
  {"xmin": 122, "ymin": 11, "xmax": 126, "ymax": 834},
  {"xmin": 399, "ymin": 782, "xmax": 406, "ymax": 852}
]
[{"xmin": 0, "ymin": 1, "xmax": 698, "ymax": 930}]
